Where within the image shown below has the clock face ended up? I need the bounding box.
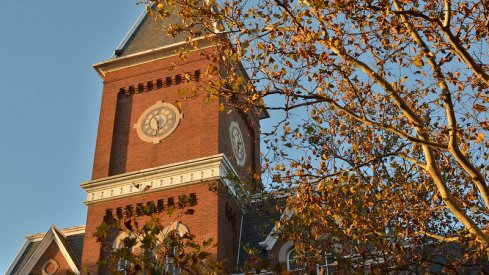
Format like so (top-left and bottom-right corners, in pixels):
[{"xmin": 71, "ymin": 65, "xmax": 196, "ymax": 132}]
[
  {"xmin": 229, "ymin": 121, "xmax": 246, "ymax": 166},
  {"xmin": 134, "ymin": 101, "xmax": 182, "ymax": 144}
]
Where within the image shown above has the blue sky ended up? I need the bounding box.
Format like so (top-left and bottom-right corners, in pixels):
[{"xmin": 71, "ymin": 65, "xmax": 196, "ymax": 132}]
[{"xmin": 0, "ymin": 0, "xmax": 145, "ymax": 271}]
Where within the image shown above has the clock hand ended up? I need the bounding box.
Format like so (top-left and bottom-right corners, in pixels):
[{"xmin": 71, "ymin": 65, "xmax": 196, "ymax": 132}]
[{"xmin": 154, "ymin": 115, "xmax": 161, "ymax": 136}]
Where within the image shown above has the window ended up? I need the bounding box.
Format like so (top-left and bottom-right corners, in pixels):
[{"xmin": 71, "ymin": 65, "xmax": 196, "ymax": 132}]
[
  {"xmin": 117, "ymin": 258, "xmax": 131, "ymax": 274},
  {"xmin": 113, "ymin": 232, "xmax": 137, "ymax": 274},
  {"xmin": 317, "ymin": 254, "xmax": 336, "ymax": 275},
  {"xmin": 280, "ymin": 241, "xmax": 336, "ymax": 275},
  {"xmin": 111, "ymin": 222, "xmax": 189, "ymax": 275},
  {"xmin": 286, "ymin": 248, "xmax": 299, "ymax": 271},
  {"xmin": 164, "ymin": 231, "xmax": 180, "ymax": 275},
  {"xmin": 158, "ymin": 222, "xmax": 189, "ymax": 275}
]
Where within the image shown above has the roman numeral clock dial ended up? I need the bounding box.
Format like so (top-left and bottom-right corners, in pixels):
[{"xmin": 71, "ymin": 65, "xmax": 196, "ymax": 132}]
[
  {"xmin": 229, "ymin": 121, "xmax": 246, "ymax": 166},
  {"xmin": 134, "ymin": 101, "xmax": 183, "ymax": 144}
]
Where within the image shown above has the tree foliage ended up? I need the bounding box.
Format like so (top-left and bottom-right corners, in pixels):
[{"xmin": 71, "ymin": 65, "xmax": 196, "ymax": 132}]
[
  {"xmin": 140, "ymin": 0, "xmax": 489, "ymax": 271},
  {"xmin": 95, "ymin": 195, "xmax": 221, "ymax": 274}
]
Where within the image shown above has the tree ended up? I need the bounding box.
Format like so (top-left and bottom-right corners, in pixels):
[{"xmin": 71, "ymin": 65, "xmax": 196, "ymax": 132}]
[
  {"xmin": 94, "ymin": 195, "xmax": 222, "ymax": 274},
  {"xmin": 142, "ymin": 0, "xmax": 489, "ymax": 271}
]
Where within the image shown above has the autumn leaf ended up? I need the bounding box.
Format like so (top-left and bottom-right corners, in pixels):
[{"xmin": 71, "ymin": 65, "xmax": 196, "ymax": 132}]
[
  {"xmin": 475, "ymin": 132, "xmax": 484, "ymax": 143},
  {"xmin": 413, "ymin": 54, "xmax": 424, "ymax": 67},
  {"xmin": 472, "ymin": 104, "xmax": 488, "ymax": 112},
  {"xmin": 283, "ymin": 124, "xmax": 291, "ymax": 134}
]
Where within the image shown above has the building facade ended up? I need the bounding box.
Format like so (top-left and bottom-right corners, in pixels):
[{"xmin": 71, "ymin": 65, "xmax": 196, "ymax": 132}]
[{"xmin": 7, "ymin": 8, "xmax": 277, "ymax": 275}]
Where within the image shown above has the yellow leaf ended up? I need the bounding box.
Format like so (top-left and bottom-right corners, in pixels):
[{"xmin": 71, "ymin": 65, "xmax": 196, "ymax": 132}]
[
  {"xmin": 207, "ymin": 64, "xmax": 218, "ymax": 75},
  {"xmin": 175, "ymin": 100, "xmax": 182, "ymax": 109},
  {"xmin": 184, "ymin": 73, "xmax": 191, "ymax": 81},
  {"xmin": 413, "ymin": 54, "xmax": 424, "ymax": 67},
  {"xmin": 476, "ymin": 132, "xmax": 484, "ymax": 143},
  {"xmin": 283, "ymin": 124, "xmax": 291, "ymax": 134}
]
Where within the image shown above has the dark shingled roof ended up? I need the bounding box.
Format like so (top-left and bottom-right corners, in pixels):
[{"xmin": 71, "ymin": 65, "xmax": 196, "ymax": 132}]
[
  {"xmin": 238, "ymin": 197, "xmax": 282, "ymax": 269},
  {"xmin": 10, "ymin": 241, "xmax": 41, "ymax": 275},
  {"xmin": 116, "ymin": 7, "xmax": 190, "ymax": 57},
  {"xmin": 66, "ymin": 233, "xmax": 85, "ymax": 265}
]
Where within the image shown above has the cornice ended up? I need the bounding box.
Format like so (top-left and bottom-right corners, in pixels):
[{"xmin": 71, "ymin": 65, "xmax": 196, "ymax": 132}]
[
  {"xmin": 81, "ymin": 154, "xmax": 245, "ymax": 205},
  {"xmin": 93, "ymin": 36, "xmax": 214, "ymax": 78}
]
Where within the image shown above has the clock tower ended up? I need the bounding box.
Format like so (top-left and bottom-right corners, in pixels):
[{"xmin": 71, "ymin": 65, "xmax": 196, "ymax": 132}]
[{"xmin": 79, "ymin": 10, "xmax": 267, "ymax": 273}]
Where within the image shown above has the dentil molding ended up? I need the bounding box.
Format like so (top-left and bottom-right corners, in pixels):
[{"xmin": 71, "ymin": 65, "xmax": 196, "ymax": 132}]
[{"xmin": 81, "ymin": 154, "xmax": 243, "ymax": 205}]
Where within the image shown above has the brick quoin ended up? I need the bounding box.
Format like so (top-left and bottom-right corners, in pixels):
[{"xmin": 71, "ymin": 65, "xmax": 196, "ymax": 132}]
[{"xmin": 82, "ymin": 45, "xmax": 262, "ymax": 273}]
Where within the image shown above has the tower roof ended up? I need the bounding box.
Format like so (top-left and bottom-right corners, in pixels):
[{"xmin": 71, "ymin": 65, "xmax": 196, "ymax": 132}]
[{"xmin": 113, "ymin": 7, "xmax": 190, "ymax": 58}]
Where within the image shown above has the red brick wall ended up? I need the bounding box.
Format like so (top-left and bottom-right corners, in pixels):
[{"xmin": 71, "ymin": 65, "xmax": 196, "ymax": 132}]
[
  {"xmin": 217, "ymin": 189, "xmax": 242, "ymax": 271},
  {"xmin": 30, "ymin": 241, "xmax": 73, "ymax": 274},
  {"xmin": 218, "ymin": 98, "xmax": 262, "ymax": 191},
  {"xmin": 92, "ymin": 49, "xmax": 220, "ymax": 180},
  {"xmin": 268, "ymin": 238, "xmax": 288, "ymax": 266},
  {"xmin": 86, "ymin": 46, "xmax": 262, "ymax": 272},
  {"xmin": 81, "ymin": 182, "xmax": 221, "ymax": 273}
]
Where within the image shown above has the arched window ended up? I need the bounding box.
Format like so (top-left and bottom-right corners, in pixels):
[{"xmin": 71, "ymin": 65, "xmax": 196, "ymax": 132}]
[
  {"xmin": 279, "ymin": 241, "xmax": 336, "ymax": 274},
  {"xmin": 111, "ymin": 222, "xmax": 189, "ymax": 274},
  {"xmin": 163, "ymin": 230, "xmax": 180, "ymax": 275},
  {"xmin": 278, "ymin": 240, "xmax": 294, "ymax": 263},
  {"xmin": 286, "ymin": 248, "xmax": 300, "ymax": 271},
  {"xmin": 113, "ymin": 232, "xmax": 139, "ymax": 274},
  {"xmin": 158, "ymin": 222, "xmax": 189, "ymax": 275}
]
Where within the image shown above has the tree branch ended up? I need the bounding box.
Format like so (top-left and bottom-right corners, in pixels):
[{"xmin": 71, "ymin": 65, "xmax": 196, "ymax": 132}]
[
  {"xmin": 393, "ymin": 0, "xmax": 489, "ymax": 209},
  {"xmin": 393, "ymin": 0, "xmax": 489, "ymax": 249}
]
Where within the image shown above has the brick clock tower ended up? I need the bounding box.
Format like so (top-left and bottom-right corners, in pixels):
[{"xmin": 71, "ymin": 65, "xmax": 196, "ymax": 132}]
[{"xmin": 79, "ymin": 10, "xmax": 267, "ymax": 273}]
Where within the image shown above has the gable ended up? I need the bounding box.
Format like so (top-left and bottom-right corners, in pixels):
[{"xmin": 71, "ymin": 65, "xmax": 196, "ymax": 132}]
[
  {"xmin": 30, "ymin": 241, "xmax": 72, "ymax": 274},
  {"xmin": 7, "ymin": 225, "xmax": 85, "ymax": 275}
]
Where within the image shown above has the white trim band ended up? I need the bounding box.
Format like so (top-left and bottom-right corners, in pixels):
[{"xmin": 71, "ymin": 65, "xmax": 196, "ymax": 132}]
[
  {"xmin": 93, "ymin": 36, "xmax": 214, "ymax": 78},
  {"xmin": 81, "ymin": 154, "xmax": 244, "ymax": 204}
]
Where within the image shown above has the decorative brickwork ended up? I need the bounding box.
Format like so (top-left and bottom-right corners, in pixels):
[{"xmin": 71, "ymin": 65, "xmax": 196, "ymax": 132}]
[
  {"xmin": 92, "ymin": 52, "xmax": 221, "ymax": 180},
  {"xmin": 30, "ymin": 242, "xmax": 71, "ymax": 274},
  {"xmin": 81, "ymin": 182, "xmax": 233, "ymax": 273},
  {"xmin": 103, "ymin": 192, "xmax": 197, "ymax": 220},
  {"xmin": 118, "ymin": 70, "xmax": 201, "ymax": 95},
  {"xmin": 82, "ymin": 12, "xmax": 262, "ymax": 274}
]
